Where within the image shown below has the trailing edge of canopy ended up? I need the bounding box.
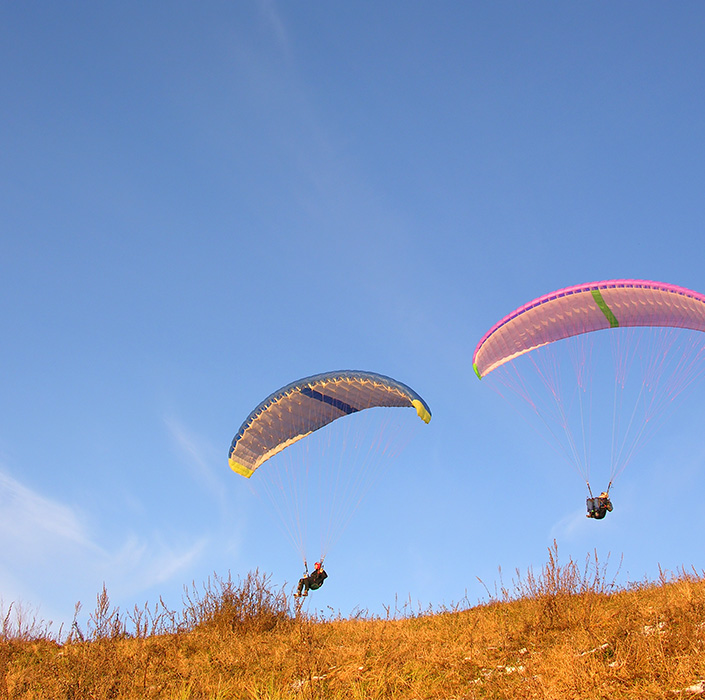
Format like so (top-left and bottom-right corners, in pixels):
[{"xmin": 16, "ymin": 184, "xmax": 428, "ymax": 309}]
[
  {"xmin": 473, "ymin": 279, "xmax": 705, "ymax": 379},
  {"xmin": 229, "ymin": 370, "xmax": 431, "ymax": 478}
]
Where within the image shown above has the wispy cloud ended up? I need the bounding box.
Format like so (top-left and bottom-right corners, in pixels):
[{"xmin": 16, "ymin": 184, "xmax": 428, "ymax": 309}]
[
  {"xmin": 101, "ymin": 534, "xmax": 207, "ymax": 597},
  {"xmin": 163, "ymin": 416, "xmax": 230, "ymax": 514},
  {"xmin": 549, "ymin": 506, "xmax": 594, "ymax": 540},
  {"xmin": 0, "ymin": 466, "xmax": 209, "ymax": 624},
  {"xmin": 163, "ymin": 416, "xmax": 248, "ymax": 563},
  {"xmin": 257, "ymin": 0, "xmax": 291, "ymax": 57},
  {"xmin": 0, "ymin": 470, "xmax": 98, "ymax": 556}
]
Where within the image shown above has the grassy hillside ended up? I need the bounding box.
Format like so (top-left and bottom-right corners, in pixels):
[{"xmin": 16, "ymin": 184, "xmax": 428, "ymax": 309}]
[{"xmin": 2, "ymin": 544, "xmax": 705, "ymax": 699}]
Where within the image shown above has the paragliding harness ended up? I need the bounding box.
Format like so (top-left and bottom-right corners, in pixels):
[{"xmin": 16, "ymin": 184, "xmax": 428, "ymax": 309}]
[
  {"xmin": 307, "ymin": 559, "xmax": 328, "ymax": 590},
  {"xmin": 294, "ymin": 559, "xmax": 328, "ymax": 597},
  {"xmin": 586, "ymin": 483, "xmax": 613, "ymax": 520}
]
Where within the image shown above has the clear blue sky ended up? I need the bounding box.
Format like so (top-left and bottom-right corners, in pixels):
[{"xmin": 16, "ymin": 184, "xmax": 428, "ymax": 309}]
[{"xmin": 2, "ymin": 2, "xmax": 705, "ymax": 630}]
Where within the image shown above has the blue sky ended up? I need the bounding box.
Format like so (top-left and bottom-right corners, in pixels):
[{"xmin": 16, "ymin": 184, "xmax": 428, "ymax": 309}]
[{"xmin": 2, "ymin": 2, "xmax": 705, "ymax": 630}]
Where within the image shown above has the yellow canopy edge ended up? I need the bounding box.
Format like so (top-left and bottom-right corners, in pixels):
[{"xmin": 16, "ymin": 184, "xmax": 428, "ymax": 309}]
[
  {"xmin": 412, "ymin": 399, "xmax": 431, "ymax": 424},
  {"xmin": 229, "ymin": 458, "xmax": 254, "ymax": 478}
]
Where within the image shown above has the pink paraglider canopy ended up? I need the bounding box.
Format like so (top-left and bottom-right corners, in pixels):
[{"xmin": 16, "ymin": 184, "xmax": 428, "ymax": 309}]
[{"xmin": 473, "ymin": 280, "xmax": 705, "ymax": 379}]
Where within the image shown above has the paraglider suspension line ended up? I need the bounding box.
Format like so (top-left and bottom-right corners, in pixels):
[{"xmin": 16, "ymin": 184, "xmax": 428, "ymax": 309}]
[{"xmin": 586, "ymin": 480, "xmax": 612, "ymax": 498}]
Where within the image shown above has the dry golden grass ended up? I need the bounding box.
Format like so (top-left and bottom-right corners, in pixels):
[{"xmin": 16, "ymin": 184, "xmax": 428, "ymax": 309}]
[{"xmin": 2, "ymin": 544, "xmax": 705, "ymax": 699}]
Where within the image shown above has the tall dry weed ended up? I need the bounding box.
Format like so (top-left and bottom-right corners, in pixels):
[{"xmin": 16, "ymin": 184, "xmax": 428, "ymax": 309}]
[
  {"xmin": 181, "ymin": 570, "xmax": 289, "ymax": 634},
  {"xmin": 0, "ymin": 601, "xmax": 58, "ymax": 643}
]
